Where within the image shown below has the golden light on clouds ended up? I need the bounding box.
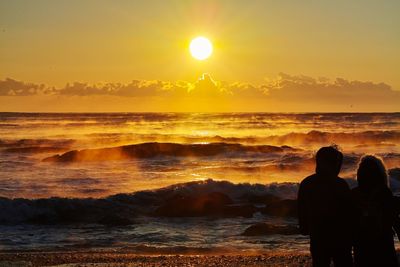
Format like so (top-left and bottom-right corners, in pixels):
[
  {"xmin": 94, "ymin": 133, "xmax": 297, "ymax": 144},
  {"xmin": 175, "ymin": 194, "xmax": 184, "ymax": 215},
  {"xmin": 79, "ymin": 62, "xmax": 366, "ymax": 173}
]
[
  {"xmin": 0, "ymin": 1, "xmax": 399, "ymax": 111},
  {"xmin": 189, "ymin": 37, "xmax": 213, "ymax": 60}
]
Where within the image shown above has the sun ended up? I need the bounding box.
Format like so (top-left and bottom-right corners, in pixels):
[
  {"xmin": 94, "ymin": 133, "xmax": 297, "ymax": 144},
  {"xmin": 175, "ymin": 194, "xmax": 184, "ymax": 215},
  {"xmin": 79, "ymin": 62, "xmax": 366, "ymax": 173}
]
[{"xmin": 189, "ymin": 36, "xmax": 213, "ymax": 60}]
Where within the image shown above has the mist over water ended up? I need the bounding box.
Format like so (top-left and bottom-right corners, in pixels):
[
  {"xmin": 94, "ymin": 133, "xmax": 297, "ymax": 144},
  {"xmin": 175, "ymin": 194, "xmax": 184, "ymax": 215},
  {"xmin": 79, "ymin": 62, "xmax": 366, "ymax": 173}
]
[
  {"xmin": 0, "ymin": 112, "xmax": 399, "ymax": 252},
  {"xmin": 1, "ymin": 112, "xmax": 399, "ymax": 199}
]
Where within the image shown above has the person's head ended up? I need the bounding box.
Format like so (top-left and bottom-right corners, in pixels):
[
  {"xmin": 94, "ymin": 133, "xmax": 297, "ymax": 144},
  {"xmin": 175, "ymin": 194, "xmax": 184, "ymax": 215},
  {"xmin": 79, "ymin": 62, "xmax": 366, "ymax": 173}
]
[
  {"xmin": 315, "ymin": 146, "xmax": 343, "ymax": 177},
  {"xmin": 357, "ymin": 155, "xmax": 388, "ymax": 191}
]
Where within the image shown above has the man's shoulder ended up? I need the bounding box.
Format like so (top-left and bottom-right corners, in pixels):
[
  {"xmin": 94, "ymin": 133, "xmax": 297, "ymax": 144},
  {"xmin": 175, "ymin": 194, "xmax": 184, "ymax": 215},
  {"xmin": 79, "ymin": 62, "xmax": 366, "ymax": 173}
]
[
  {"xmin": 300, "ymin": 174, "xmax": 350, "ymax": 188},
  {"xmin": 300, "ymin": 174, "xmax": 318, "ymax": 187}
]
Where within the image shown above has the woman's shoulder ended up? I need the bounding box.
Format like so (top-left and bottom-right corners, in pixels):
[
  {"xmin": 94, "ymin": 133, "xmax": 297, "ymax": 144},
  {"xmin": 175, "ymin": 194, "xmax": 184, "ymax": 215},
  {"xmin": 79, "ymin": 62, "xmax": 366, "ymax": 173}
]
[
  {"xmin": 351, "ymin": 185, "xmax": 392, "ymax": 195},
  {"xmin": 350, "ymin": 186, "xmax": 393, "ymax": 203},
  {"xmin": 379, "ymin": 186, "xmax": 393, "ymax": 198},
  {"xmin": 370, "ymin": 186, "xmax": 394, "ymax": 206}
]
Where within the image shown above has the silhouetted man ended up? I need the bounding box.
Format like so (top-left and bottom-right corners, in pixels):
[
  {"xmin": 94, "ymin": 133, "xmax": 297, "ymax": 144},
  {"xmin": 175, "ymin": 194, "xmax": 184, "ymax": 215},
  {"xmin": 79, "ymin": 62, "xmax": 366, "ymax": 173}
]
[{"xmin": 298, "ymin": 146, "xmax": 353, "ymax": 267}]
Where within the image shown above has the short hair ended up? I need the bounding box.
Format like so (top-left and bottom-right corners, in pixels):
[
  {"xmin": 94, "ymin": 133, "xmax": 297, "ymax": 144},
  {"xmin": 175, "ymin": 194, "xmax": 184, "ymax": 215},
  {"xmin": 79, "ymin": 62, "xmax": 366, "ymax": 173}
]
[
  {"xmin": 315, "ymin": 146, "xmax": 343, "ymax": 176},
  {"xmin": 357, "ymin": 155, "xmax": 388, "ymax": 189}
]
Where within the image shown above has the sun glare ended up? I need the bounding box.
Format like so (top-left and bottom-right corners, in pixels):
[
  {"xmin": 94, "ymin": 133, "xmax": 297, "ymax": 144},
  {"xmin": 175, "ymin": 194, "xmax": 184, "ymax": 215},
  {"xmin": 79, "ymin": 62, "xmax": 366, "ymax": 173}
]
[{"xmin": 189, "ymin": 37, "xmax": 213, "ymax": 60}]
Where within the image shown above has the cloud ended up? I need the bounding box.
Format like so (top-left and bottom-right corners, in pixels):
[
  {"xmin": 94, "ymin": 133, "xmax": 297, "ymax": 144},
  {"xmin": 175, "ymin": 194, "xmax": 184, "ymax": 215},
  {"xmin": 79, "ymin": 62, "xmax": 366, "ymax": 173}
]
[
  {"xmin": 58, "ymin": 80, "xmax": 175, "ymax": 97},
  {"xmin": 0, "ymin": 73, "xmax": 399, "ymax": 111},
  {"xmin": 0, "ymin": 78, "xmax": 55, "ymax": 96},
  {"xmin": 0, "ymin": 74, "xmax": 265, "ymax": 98},
  {"xmin": 263, "ymin": 73, "xmax": 399, "ymax": 104}
]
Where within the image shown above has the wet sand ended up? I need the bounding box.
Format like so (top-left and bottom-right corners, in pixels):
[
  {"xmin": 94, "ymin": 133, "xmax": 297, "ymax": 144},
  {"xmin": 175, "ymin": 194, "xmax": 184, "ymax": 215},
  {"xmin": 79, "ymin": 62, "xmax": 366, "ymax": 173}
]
[{"xmin": 0, "ymin": 251, "xmax": 312, "ymax": 267}]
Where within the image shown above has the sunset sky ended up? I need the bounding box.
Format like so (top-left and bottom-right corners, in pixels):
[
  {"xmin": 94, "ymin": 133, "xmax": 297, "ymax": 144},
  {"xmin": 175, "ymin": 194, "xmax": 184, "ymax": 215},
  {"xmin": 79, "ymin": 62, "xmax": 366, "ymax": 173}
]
[{"xmin": 0, "ymin": 0, "xmax": 399, "ymax": 112}]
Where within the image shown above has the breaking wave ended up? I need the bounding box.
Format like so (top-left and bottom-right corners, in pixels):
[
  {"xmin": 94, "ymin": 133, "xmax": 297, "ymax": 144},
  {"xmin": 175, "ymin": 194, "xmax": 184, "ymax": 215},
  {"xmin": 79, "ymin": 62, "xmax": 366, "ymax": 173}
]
[
  {"xmin": 0, "ymin": 179, "xmax": 299, "ymax": 225},
  {"xmin": 1, "ymin": 130, "xmax": 399, "ymax": 155},
  {"xmin": 42, "ymin": 142, "xmax": 298, "ymax": 162},
  {"xmin": 1, "ymin": 174, "xmax": 399, "ymax": 226}
]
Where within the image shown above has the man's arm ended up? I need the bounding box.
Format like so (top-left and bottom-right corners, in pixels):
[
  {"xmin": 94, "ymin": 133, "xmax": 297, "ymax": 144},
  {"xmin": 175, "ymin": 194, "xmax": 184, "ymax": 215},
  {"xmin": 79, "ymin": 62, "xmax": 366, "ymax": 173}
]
[
  {"xmin": 339, "ymin": 179, "xmax": 356, "ymax": 239},
  {"xmin": 298, "ymin": 181, "xmax": 309, "ymax": 235}
]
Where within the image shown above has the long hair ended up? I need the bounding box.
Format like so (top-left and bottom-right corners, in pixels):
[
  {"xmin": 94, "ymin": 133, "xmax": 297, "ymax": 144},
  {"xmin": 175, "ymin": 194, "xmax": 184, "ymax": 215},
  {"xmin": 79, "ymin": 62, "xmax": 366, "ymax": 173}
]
[{"xmin": 357, "ymin": 155, "xmax": 389, "ymax": 190}]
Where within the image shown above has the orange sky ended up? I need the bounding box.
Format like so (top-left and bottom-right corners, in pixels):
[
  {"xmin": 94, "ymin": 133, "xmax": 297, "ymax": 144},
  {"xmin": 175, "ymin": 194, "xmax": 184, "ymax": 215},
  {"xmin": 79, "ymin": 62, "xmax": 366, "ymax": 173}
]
[{"xmin": 0, "ymin": 0, "xmax": 399, "ymax": 112}]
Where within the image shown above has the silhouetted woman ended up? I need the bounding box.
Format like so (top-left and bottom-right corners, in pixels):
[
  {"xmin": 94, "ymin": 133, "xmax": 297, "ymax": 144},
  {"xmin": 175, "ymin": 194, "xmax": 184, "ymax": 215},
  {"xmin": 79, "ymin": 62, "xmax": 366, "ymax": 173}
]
[{"xmin": 352, "ymin": 155, "xmax": 398, "ymax": 267}]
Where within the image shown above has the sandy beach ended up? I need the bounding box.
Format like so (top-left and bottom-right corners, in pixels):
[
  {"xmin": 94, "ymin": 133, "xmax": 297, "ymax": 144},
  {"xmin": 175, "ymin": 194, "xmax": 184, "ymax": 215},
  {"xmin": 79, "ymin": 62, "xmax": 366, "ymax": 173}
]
[{"xmin": 0, "ymin": 251, "xmax": 312, "ymax": 267}]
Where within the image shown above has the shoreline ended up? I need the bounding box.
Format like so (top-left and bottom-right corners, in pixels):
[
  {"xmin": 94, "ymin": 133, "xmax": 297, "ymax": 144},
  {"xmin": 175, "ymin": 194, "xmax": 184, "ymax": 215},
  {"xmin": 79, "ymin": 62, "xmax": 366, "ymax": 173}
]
[{"xmin": 0, "ymin": 251, "xmax": 312, "ymax": 267}]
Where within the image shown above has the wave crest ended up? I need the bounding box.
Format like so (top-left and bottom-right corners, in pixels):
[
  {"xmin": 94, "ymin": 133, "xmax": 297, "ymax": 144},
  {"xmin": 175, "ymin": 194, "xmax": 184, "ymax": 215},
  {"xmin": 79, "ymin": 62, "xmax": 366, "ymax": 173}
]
[{"xmin": 42, "ymin": 142, "xmax": 297, "ymax": 162}]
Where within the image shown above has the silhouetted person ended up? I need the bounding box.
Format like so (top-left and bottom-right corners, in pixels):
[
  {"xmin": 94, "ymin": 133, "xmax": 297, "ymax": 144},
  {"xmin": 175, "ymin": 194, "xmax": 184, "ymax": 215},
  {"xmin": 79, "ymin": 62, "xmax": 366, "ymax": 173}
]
[
  {"xmin": 352, "ymin": 155, "xmax": 398, "ymax": 267},
  {"xmin": 298, "ymin": 146, "xmax": 353, "ymax": 267}
]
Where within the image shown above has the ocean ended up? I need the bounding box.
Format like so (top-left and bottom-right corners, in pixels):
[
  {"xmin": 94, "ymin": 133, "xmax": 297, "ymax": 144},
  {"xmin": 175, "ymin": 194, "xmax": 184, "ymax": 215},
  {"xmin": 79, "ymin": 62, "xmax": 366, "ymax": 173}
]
[{"xmin": 0, "ymin": 112, "xmax": 399, "ymax": 253}]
